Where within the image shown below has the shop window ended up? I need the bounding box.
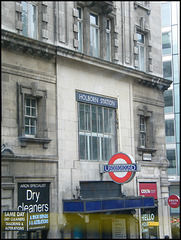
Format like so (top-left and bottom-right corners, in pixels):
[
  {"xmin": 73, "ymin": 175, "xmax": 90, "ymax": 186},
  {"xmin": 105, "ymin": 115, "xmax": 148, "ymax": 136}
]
[
  {"xmin": 164, "ymin": 90, "xmax": 173, "ymax": 113},
  {"xmin": 78, "ymin": 103, "xmax": 116, "ymax": 161},
  {"xmin": 17, "ymin": 82, "xmax": 51, "ymax": 148},
  {"xmin": 137, "ymin": 32, "xmax": 146, "ymax": 71},
  {"xmin": 166, "ymin": 149, "xmax": 176, "ymax": 175},
  {"xmin": 165, "ymin": 119, "xmax": 175, "ymax": 143}
]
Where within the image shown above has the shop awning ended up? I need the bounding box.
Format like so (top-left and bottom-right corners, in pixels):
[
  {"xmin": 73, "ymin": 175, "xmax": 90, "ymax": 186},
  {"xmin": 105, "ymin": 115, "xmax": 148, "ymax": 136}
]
[{"xmin": 63, "ymin": 197, "xmax": 155, "ymax": 213}]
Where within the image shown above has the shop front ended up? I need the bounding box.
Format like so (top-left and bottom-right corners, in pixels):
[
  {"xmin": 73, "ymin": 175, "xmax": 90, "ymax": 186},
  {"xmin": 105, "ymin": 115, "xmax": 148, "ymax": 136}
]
[{"xmin": 62, "ymin": 181, "xmax": 155, "ymax": 239}]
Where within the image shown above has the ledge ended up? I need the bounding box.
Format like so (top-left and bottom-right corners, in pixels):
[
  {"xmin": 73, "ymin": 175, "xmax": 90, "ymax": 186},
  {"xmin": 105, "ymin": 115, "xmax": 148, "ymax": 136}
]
[
  {"xmin": 137, "ymin": 147, "xmax": 157, "ymax": 156},
  {"xmin": 19, "ymin": 137, "xmax": 52, "ymax": 149}
]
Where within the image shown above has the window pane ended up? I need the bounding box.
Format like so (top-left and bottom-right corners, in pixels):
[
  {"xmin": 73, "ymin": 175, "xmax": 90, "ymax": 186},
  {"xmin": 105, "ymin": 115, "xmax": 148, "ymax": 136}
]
[
  {"xmin": 79, "ymin": 135, "xmax": 85, "ymax": 159},
  {"xmin": 31, "ymin": 126, "xmax": 36, "ymax": 135},
  {"xmin": 25, "ymin": 126, "xmax": 29, "ymax": 135},
  {"xmin": 164, "ymin": 90, "xmax": 173, "ymax": 113},
  {"xmin": 92, "ymin": 105, "xmax": 97, "ymax": 132},
  {"xmin": 172, "ymin": 25, "xmax": 178, "ymax": 54},
  {"xmin": 163, "ymin": 61, "xmax": 172, "ymax": 80},
  {"xmin": 79, "ymin": 103, "xmax": 85, "ymax": 130},
  {"xmin": 165, "ymin": 119, "xmax": 175, "ymax": 143},
  {"xmin": 137, "ymin": 33, "xmax": 144, "ymax": 43},
  {"xmin": 104, "ymin": 108, "xmax": 109, "ymax": 133},
  {"xmin": 166, "ymin": 149, "xmax": 176, "ymax": 175},
  {"xmin": 161, "ymin": 3, "xmax": 171, "ymax": 27},
  {"xmin": 162, "ymin": 32, "xmax": 171, "ymax": 55},
  {"xmin": 85, "ymin": 105, "xmax": 90, "ymax": 131},
  {"xmin": 92, "ymin": 136, "xmax": 98, "ymax": 160},
  {"xmin": 174, "ymin": 84, "xmax": 180, "ymax": 113},
  {"xmin": 22, "ymin": 1, "xmax": 28, "ymax": 37},
  {"xmin": 26, "ymin": 107, "xmax": 30, "ymax": 115},
  {"xmin": 173, "ymin": 55, "xmax": 179, "ymax": 83},
  {"xmin": 98, "ymin": 107, "xmax": 103, "ymax": 133}
]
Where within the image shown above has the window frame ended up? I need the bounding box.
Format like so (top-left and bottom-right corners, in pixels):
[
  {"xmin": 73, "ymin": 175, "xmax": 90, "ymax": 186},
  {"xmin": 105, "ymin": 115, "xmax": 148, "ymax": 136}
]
[
  {"xmin": 17, "ymin": 82, "xmax": 51, "ymax": 148},
  {"xmin": 21, "ymin": 1, "xmax": 38, "ymax": 39},
  {"xmin": 24, "ymin": 97, "xmax": 37, "ymax": 137},
  {"xmin": 90, "ymin": 12, "xmax": 100, "ymax": 58},
  {"xmin": 137, "ymin": 32, "xmax": 146, "ymax": 71},
  {"xmin": 78, "ymin": 102, "xmax": 117, "ymax": 161}
]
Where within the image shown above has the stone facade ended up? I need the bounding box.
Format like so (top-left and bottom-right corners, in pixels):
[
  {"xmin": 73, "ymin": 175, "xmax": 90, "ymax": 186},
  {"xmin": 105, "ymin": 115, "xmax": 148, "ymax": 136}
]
[{"xmin": 1, "ymin": 1, "xmax": 172, "ymax": 239}]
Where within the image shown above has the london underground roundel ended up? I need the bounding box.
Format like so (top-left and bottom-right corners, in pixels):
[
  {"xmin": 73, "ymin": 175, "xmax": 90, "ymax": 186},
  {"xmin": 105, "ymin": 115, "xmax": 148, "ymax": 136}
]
[
  {"xmin": 168, "ymin": 195, "xmax": 180, "ymax": 208},
  {"xmin": 108, "ymin": 152, "xmax": 136, "ymax": 184}
]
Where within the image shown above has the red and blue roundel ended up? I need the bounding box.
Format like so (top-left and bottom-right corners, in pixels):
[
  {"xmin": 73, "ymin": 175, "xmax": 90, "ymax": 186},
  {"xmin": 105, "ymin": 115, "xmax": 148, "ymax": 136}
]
[{"xmin": 108, "ymin": 152, "xmax": 136, "ymax": 184}]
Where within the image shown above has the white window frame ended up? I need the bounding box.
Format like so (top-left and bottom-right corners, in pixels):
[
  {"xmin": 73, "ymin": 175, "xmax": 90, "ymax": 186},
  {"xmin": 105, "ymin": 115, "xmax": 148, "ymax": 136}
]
[
  {"xmin": 24, "ymin": 97, "xmax": 37, "ymax": 137},
  {"xmin": 137, "ymin": 32, "xmax": 145, "ymax": 71},
  {"xmin": 90, "ymin": 12, "xmax": 100, "ymax": 58},
  {"xmin": 78, "ymin": 103, "xmax": 116, "ymax": 161}
]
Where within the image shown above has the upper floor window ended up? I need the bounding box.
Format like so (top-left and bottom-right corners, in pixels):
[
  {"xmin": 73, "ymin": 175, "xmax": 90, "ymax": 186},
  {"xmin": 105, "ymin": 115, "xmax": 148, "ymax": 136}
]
[
  {"xmin": 161, "ymin": 2, "xmax": 171, "ymax": 27},
  {"xmin": 137, "ymin": 32, "xmax": 145, "ymax": 71},
  {"xmin": 22, "ymin": 1, "xmax": 37, "ymax": 39},
  {"xmin": 162, "ymin": 32, "xmax": 171, "ymax": 55},
  {"xmin": 165, "ymin": 119, "xmax": 175, "ymax": 143},
  {"xmin": 106, "ymin": 19, "xmax": 111, "ymax": 61},
  {"xmin": 25, "ymin": 97, "xmax": 37, "ymax": 137},
  {"xmin": 164, "ymin": 90, "xmax": 173, "ymax": 113},
  {"xmin": 90, "ymin": 13, "xmax": 100, "ymax": 58},
  {"xmin": 140, "ymin": 116, "xmax": 146, "ymax": 147},
  {"xmin": 77, "ymin": 7, "xmax": 83, "ymax": 53},
  {"xmin": 163, "ymin": 60, "xmax": 172, "ymax": 80}
]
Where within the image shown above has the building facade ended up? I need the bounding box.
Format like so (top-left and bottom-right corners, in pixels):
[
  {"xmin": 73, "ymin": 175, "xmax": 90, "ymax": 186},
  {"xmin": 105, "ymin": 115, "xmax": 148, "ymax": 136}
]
[
  {"xmin": 1, "ymin": 1, "xmax": 173, "ymax": 239},
  {"xmin": 161, "ymin": 1, "xmax": 180, "ymax": 238}
]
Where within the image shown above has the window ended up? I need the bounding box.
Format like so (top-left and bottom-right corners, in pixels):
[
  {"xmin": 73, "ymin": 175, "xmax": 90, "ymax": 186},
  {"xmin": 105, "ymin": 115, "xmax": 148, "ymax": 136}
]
[
  {"xmin": 77, "ymin": 7, "xmax": 83, "ymax": 53},
  {"xmin": 164, "ymin": 90, "xmax": 173, "ymax": 113},
  {"xmin": 137, "ymin": 32, "xmax": 145, "ymax": 71},
  {"xmin": 90, "ymin": 13, "xmax": 100, "ymax": 57},
  {"xmin": 78, "ymin": 103, "xmax": 116, "ymax": 161},
  {"xmin": 17, "ymin": 82, "xmax": 51, "ymax": 148},
  {"xmin": 22, "ymin": 1, "xmax": 37, "ymax": 39},
  {"xmin": 162, "ymin": 32, "xmax": 171, "ymax": 55},
  {"xmin": 161, "ymin": 3, "xmax": 171, "ymax": 27},
  {"xmin": 163, "ymin": 61, "xmax": 172, "ymax": 80},
  {"xmin": 165, "ymin": 119, "xmax": 175, "ymax": 143},
  {"xmin": 166, "ymin": 149, "xmax": 176, "ymax": 175},
  {"xmin": 25, "ymin": 97, "xmax": 37, "ymax": 137},
  {"xmin": 106, "ymin": 19, "xmax": 111, "ymax": 61},
  {"xmin": 140, "ymin": 116, "xmax": 146, "ymax": 147}
]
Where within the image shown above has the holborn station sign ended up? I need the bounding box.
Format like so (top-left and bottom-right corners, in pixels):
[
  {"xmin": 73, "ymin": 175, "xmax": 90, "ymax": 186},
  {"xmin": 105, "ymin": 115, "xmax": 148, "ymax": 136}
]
[{"xmin": 100, "ymin": 152, "xmax": 141, "ymax": 184}]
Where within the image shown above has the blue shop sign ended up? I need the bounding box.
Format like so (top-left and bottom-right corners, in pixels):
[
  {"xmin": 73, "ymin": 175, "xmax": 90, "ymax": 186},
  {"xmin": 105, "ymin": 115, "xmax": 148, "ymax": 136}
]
[{"xmin": 76, "ymin": 91, "xmax": 118, "ymax": 108}]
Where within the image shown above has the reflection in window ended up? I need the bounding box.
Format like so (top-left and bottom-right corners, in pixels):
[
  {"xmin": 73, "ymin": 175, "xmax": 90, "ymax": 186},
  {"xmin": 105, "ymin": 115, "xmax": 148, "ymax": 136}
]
[
  {"xmin": 137, "ymin": 32, "xmax": 145, "ymax": 71},
  {"xmin": 165, "ymin": 119, "xmax": 175, "ymax": 143},
  {"xmin": 166, "ymin": 149, "xmax": 176, "ymax": 175},
  {"xmin": 78, "ymin": 103, "xmax": 116, "ymax": 161},
  {"xmin": 22, "ymin": 1, "xmax": 37, "ymax": 39},
  {"xmin": 77, "ymin": 7, "xmax": 83, "ymax": 53},
  {"xmin": 162, "ymin": 32, "xmax": 171, "ymax": 55},
  {"xmin": 90, "ymin": 13, "xmax": 99, "ymax": 57},
  {"xmin": 164, "ymin": 90, "xmax": 173, "ymax": 113},
  {"xmin": 161, "ymin": 2, "xmax": 171, "ymax": 27},
  {"xmin": 163, "ymin": 61, "xmax": 172, "ymax": 80}
]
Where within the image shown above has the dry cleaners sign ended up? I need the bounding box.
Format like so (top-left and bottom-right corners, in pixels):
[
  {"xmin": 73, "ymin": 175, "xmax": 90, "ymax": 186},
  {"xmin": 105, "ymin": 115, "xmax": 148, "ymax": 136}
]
[
  {"xmin": 100, "ymin": 152, "xmax": 140, "ymax": 184},
  {"xmin": 17, "ymin": 182, "xmax": 50, "ymax": 230}
]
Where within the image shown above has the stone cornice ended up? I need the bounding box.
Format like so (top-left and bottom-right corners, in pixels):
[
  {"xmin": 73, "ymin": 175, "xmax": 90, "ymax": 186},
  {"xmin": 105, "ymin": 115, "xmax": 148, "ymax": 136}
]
[{"xmin": 2, "ymin": 29, "xmax": 172, "ymax": 91}]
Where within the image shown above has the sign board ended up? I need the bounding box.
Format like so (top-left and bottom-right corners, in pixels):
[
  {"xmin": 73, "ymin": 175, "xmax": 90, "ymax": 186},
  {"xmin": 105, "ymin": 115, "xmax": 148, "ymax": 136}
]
[
  {"xmin": 17, "ymin": 182, "xmax": 50, "ymax": 231},
  {"xmin": 76, "ymin": 91, "xmax": 118, "ymax": 108},
  {"xmin": 112, "ymin": 219, "xmax": 126, "ymax": 239},
  {"xmin": 168, "ymin": 195, "xmax": 180, "ymax": 208},
  {"xmin": 2, "ymin": 211, "xmax": 27, "ymax": 231},
  {"xmin": 100, "ymin": 152, "xmax": 139, "ymax": 184},
  {"xmin": 139, "ymin": 183, "xmax": 157, "ymax": 199}
]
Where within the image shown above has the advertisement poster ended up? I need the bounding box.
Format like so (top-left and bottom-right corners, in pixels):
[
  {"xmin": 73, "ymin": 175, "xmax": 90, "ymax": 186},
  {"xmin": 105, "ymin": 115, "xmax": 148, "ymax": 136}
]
[
  {"xmin": 112, "ymin": 219, "xmax": 126, "ymax": 239},
  {"xmin": 17, "ymin": 182, "xmax": 50, "ymax": 231}
]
